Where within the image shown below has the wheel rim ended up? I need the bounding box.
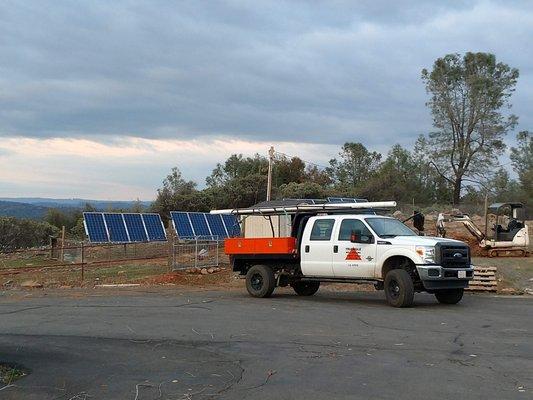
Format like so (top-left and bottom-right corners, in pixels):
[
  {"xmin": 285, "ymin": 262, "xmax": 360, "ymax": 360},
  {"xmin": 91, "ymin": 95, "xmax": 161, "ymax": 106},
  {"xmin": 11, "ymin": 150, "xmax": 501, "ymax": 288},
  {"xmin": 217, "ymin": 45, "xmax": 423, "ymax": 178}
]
[
  {"xmin": 250, "ymin": 273, "xmax": 263, "ymax": 291},
  {"xmin": 388, "ymin": 279, "xmax": 400, "ymax": 299}
]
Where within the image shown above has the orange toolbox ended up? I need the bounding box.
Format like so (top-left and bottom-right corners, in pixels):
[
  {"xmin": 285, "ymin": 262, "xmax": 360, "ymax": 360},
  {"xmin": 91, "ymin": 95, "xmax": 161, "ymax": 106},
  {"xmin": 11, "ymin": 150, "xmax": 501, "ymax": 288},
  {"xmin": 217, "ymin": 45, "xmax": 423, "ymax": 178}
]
[{"xmin": 225, "ymin": 237, "xmax": 297, "ymax": 255}]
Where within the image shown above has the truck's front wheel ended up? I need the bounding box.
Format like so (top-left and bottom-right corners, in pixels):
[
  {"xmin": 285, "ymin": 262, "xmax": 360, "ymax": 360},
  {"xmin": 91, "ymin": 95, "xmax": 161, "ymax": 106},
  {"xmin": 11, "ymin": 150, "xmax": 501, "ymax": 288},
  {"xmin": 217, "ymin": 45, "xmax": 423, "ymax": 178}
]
[
  {"xmin": 246, "ymin": 265, "xmax": 276, "ymax": 298},
  {"xmin": 435, "ymin": 289, "xmax": 464, "ymax": 304},
  {"xmin": 291, "ymin": 281, "xmax": 320, "ymax": 296},
  {"xmin": 384, "ymin": 269, "xmax": 414, "ymax": 308}
]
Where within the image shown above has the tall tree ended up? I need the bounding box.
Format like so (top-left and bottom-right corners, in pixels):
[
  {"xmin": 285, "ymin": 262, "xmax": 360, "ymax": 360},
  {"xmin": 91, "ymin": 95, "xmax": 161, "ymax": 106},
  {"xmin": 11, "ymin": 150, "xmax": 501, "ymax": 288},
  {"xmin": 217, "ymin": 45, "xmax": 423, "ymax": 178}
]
[
  {"xmin": 421, "ymin": 52, "xmax": 519, "ymax": 204},
  {"xmin": 206, "ymin": 154, "xmax": 268, "ymax": 208},
  {"xmin": 152, "ymin": 167, "xmax": 207, "ymax": 220},
  {"xmin": 510, "ymin": 130, "xmax": 532, "ymax": 200},
  {"xmin": 327, "ymin": 142, "xmax": 381, "ymax": 194}
]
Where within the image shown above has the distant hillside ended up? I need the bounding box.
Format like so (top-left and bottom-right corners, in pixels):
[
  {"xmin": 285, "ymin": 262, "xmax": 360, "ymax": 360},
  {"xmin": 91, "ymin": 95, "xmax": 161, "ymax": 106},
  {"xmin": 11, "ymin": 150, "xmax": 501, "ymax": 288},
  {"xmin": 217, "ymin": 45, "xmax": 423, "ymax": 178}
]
[
  {"xmin": 0, "ymin": 200, "xmax": 51, "ymax": 220},
  {"xmin": 0, "ymin": 198, "xmax": 152, "ymax": 210},
  {"xmin": 0, "ymin": 198, "xmax": 154, "ymax": 220}
]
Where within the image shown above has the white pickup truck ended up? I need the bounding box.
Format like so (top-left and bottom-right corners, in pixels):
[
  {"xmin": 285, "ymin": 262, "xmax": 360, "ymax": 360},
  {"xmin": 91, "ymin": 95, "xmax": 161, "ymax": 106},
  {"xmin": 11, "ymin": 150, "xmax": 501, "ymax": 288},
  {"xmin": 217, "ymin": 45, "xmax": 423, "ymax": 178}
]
[{"xmin": 225, "ymin": 210, "xmax": 474, "ymax": 307}]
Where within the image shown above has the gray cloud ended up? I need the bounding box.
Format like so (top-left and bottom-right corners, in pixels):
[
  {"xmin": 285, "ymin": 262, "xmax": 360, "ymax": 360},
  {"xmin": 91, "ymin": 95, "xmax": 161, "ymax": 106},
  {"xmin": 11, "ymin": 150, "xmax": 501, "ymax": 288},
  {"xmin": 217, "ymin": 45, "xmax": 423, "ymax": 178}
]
[{"xmin": 0, "ymin": 0, "xmax": 532, "ymax": 147}]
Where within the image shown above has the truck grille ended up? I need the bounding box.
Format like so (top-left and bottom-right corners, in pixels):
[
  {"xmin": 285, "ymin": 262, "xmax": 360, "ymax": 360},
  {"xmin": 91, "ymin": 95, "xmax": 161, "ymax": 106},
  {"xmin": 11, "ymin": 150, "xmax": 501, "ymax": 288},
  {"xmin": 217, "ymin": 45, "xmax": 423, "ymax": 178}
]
[{"xmin": 436, "ymin": 243, "xmax": 470, "ymax": 268}]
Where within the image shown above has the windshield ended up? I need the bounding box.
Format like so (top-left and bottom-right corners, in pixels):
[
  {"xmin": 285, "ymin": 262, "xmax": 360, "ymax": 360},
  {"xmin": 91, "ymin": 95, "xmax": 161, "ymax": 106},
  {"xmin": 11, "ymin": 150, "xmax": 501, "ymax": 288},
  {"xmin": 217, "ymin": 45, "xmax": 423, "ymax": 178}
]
[{"xmin": 365, "ymin": 217, "xmax": 417, "ymax": 238}]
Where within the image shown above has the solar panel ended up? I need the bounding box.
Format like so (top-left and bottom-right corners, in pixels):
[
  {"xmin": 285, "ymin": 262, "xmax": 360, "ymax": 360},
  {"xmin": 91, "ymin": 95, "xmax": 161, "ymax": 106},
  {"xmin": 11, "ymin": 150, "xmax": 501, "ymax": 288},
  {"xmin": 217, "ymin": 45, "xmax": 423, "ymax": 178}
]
[
  {"xmin": 222, "ymin": 214, "xmax": 240, "ymax": 236},
  {"xmin": 171, "ymin": 211, "xmax": 195, "ymax": 238},
  {"xmin": 189, "ymin": 212, "xmax": 211, "ymax": 237},
  {"xmin": 142, "ymin": 214, "xmax": 167, "ymax": 241},
  {"xmin": 123, "ymin": 213, "xmax": 148, "ymax": 242},
  {"xmin": 84, "ymin": 213, "xmax": 109, "ymax": 243},
  {"xmin": 103, "ymin": 213, "xmax": 129, "ymax": 242},
  {"xmin": 205, "ymin": 213, "xmax": 227, "ymax": 238},
  {"xmin": 327, "ymin": 197, "xmax": 368, "ymax": 203}
]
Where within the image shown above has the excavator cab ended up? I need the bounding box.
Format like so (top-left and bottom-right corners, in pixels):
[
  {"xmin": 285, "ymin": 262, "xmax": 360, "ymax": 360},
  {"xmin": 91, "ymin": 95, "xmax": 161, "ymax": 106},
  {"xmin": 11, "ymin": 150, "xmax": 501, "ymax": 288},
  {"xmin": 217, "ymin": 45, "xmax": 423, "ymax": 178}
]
[{"xmin": 486, "ymin": 202, "xmax": 526, "ymax": 242}]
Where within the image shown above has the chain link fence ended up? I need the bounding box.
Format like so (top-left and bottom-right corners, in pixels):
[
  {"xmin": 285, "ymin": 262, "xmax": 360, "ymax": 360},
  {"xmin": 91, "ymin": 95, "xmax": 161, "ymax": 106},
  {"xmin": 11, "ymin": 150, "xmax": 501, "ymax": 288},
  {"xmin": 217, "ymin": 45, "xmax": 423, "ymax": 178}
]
[{"xmin": 171, "ymin": 238, "xmax": 222, "ymax": 271}]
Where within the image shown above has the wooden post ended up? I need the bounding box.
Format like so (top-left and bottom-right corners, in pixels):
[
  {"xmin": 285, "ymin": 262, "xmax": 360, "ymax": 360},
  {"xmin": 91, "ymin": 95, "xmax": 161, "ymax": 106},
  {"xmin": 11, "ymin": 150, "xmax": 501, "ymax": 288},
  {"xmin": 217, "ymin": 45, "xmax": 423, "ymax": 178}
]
[
  {"xmin": 81, "ymin": 242, "xmax": 85, "ymax": 283},
  {"xmin": 266, "ymin": 146, "xmax": 274, "ymax": 201},
  {"xmin": 60, "ymin": 226, "xmax": 66, "ymax": 262}
]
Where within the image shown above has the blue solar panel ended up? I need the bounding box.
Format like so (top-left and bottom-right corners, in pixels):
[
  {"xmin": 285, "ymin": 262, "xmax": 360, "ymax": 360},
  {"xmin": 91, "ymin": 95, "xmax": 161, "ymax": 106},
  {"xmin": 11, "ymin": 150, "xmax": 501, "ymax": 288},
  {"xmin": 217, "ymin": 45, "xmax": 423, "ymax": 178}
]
[
  {"xmin": 171, "ymin": 212, "xmax": 195, "ymax": 238},
  {"xmin": 205, "ymin": 214, "xmax": 227, "ymax": 238},
  {"xmin": 222, "ymin": 214, "xmax": 240, "ymax": 236},
  {"xmin": 142, "ymin": 214, "xmax": 166, "ymax": 241},
  {"xmin": 123, "ymin": 213, "xmax": 148, "ymax": 242},
  {"xmin": 84, "ymin": 213, "xmax": 109, "ymax": 243},
  {"xmin": 189, "ymin": 213, "xmax": 211, "ymax": 236},
  {"xmin": 104, "ymin": 213, "xmax": 129, "ymax": 242}
]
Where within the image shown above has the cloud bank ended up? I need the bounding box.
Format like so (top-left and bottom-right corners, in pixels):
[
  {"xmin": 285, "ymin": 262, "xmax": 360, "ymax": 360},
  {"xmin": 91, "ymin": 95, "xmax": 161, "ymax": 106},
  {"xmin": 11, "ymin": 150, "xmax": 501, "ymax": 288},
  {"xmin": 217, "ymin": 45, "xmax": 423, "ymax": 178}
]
[{"xmin": 0, "ymin": 0, "xmax": 531, "ymax": 198}]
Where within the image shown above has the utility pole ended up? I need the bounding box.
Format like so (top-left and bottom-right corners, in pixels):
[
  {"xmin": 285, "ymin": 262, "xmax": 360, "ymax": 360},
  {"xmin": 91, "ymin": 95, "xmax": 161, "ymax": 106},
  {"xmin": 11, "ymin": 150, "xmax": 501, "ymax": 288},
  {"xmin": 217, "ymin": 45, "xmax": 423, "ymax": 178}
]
[{"xmin": 266, "ymin": 146, "xmax": 275, "ymax": 201}]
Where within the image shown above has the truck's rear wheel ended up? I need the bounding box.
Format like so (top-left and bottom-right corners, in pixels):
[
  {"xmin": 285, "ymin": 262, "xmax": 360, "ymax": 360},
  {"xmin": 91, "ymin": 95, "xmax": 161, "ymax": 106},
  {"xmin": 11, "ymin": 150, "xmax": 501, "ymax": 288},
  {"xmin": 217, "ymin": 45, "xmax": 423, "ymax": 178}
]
[
  {"xmin": 245, "ymin": 265, "xmax": 275, "ymax": 298},
  {"xmin": 291, "ymin": 281, "xmax": 320, "ymax": 296},
  {"xmin": 384, "ymin": 269, "xmax": 414, "ymax": 308},
  {"xmin": 435, "ymin": 289, "xmax": 464, "ymax": 304}
]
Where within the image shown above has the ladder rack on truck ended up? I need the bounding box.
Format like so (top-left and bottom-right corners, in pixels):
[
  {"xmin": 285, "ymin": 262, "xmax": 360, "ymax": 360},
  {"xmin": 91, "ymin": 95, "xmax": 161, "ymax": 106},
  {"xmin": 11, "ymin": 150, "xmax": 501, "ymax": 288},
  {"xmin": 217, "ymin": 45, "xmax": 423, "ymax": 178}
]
[{"xmin": 212, "ymin": 201, "xmax": 396, "ymax": 256}]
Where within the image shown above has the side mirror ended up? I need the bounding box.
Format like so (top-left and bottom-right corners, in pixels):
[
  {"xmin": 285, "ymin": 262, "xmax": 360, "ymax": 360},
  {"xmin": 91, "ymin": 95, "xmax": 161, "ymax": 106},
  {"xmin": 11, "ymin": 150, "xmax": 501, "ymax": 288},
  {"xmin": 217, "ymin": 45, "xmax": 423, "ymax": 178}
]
[
  {"xmin": 360, "ymin": 234, "xmax": 374, "ymax": 244},
  {"xmin": 350, "ymin": 231, "xmax": 374, "ymax": 244}
]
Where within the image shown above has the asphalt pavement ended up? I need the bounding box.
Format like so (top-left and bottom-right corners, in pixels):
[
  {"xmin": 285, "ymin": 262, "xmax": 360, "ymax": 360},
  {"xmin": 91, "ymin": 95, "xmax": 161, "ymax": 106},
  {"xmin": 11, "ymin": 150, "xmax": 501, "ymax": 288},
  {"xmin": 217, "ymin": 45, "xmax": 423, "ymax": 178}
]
[{"xmin": 0, "ymin": 287, "xmax": 531, "ymax": 399}]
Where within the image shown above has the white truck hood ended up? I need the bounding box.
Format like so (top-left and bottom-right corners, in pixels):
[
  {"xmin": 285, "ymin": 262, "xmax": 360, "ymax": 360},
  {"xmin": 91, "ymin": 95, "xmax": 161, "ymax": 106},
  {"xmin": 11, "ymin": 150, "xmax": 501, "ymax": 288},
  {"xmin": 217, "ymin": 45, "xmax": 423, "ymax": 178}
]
[{"xmin": 383, "ymin": 236, "xmax": 467, "ymax": 247}]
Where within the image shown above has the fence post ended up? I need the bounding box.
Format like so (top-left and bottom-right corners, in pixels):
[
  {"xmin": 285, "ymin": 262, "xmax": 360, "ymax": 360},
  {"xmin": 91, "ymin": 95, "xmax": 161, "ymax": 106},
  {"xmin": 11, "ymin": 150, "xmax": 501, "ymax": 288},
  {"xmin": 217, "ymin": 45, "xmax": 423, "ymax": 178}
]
[
  {"xmin": 170, "ymin": 236, "xmax": 174, "ymax": 272},
  {"xmin": 194, "ymin": 238, "xmax": 198, "ymax": 269},
  {"xmin": 216, "ymin": 238, "xmax": 219, "ymax": 267},
  {"xmin": 81, "ymin": 242, "xmax": 85, "ymax": 283},
  {"xmin": 60, "ymin": 226, "xmax": 66, "ymax": 262}
]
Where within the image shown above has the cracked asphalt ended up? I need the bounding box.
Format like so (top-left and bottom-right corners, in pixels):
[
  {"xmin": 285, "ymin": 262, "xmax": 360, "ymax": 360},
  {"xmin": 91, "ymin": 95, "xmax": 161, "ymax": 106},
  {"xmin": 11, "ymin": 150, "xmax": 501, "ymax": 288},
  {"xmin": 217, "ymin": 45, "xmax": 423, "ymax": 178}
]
[{"xmin": 0, "ymin": 287, "xmax": 532, "ymax": 399}]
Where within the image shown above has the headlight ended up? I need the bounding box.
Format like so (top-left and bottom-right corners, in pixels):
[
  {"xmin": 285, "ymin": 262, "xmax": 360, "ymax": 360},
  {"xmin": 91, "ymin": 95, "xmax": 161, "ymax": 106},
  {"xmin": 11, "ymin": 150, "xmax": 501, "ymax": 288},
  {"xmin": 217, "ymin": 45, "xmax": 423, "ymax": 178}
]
[{"xmin": 416, "ymin": 246, "xmax": 436, "ymax": 264}]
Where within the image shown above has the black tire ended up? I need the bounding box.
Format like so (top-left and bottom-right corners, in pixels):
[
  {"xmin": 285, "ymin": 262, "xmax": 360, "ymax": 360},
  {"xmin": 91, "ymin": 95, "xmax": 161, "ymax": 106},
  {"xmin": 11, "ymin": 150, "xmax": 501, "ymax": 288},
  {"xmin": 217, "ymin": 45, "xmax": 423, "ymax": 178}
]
[
  {"xmin": 384, "ymin": 269, "xmax": 415, "ymax": 308},
  {"xmin": 291, "ymin": 281, "xmax": 320, "ymax": 296},
  {"xmin": 435, "ymin": 289, "xmax": 464, "ymax": 305},
  {"xmin": 245, "ymin": 265, "xmax": 276, "ymax": 298}
]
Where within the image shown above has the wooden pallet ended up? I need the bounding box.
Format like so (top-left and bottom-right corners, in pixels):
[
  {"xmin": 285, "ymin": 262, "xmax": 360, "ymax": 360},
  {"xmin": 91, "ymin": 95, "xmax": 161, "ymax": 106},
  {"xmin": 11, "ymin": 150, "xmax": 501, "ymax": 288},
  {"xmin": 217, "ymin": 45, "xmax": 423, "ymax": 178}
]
[{"xmin": 466, "ymin": 266, "xmax": 498, "ymax": 292}]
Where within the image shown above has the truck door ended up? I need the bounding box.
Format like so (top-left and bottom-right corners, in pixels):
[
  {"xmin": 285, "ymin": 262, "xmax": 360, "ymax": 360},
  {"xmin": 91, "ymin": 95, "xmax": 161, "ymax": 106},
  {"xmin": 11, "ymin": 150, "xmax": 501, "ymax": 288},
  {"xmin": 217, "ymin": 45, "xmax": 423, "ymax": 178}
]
[
  {"xmin": 300, "ymin": 218, "xmax": 335, "ymax": 277},
  {"xmin": 332, "ymin": 218, "xmax": 377, "ymax": 278}
]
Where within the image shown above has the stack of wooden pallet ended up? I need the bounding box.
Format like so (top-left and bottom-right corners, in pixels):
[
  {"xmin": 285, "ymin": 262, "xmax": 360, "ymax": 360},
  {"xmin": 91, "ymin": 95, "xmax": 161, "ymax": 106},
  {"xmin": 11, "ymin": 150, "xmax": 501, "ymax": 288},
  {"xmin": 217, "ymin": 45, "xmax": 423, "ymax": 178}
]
[{"xmin": 466, "ymin": 266, "xmax": 498, "ymax": 292}]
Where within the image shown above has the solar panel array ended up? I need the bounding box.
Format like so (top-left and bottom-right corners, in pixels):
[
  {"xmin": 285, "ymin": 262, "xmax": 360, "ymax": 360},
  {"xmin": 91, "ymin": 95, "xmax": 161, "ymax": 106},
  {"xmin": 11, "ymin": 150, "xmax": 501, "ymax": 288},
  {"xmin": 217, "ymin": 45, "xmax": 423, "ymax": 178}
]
[
  {"xmin": 83, "ymin": 212, "xmax": 167, "ymax": 243},
  {"xmin": 327, "ymin": 197, "xmax": 368, "ymax": 203},
  {"xmin": 171, "ymin": 212, "xmax": 240, "ymax": 239}
]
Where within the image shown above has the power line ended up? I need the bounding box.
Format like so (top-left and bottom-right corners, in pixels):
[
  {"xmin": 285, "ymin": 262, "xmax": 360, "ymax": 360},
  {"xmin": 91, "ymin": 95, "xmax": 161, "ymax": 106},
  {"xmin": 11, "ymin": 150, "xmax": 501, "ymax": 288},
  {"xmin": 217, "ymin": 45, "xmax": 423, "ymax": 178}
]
[{"xmin": 272, "ymin": 149, "xmax": 330, "ymax": 170}]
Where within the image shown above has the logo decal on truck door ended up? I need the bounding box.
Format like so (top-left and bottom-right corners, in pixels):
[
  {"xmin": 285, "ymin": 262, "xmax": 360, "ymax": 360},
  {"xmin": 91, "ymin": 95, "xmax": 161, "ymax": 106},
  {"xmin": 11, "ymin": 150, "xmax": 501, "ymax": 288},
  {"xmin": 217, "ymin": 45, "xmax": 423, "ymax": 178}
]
[{"xmin": 345, "ymin": 248, "xmax": 361, "ymax": 261}]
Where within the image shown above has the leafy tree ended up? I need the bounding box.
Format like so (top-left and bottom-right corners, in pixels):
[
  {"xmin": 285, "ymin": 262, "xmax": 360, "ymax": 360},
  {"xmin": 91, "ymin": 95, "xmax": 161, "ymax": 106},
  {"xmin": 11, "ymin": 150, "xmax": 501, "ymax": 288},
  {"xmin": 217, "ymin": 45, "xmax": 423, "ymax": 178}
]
[
  {"xmin": 277, "ymin": 182, "xmax": 327, "ymax": 200},
  {"xmin": 272, "ymin": 156, "xmax": 306, "ymax": 186},
  {"xmin": 327, "ymin": 143, "xmax": 381, "ymax": 194},
  {"xmin": 0, "ymin": 217, "xmax": 59, "ymax": 251},
  {"xmin": 44, "ymin": 208, "xmax": 75, "ymax": 230},
  {"xmin": 304, "ymin": 165, "xmax": 332, "ymax": 187},
  {"xmin": 152, "ymin": 167, "xmax": 205, "ymax": 220},
  {"xmin": 206, "ymin": 154, "xmax": 268, "ymax": 187},
  {"xmin": 421, "ymin": 52, "xmax": 519, "ymax": 204},
  {"xmin": 206, "ymin": 154, "xmax": 268, "ymax": 208},
  {"xmin": 510, "ymin": 130, "xmax": 532, "ymax": 200}
]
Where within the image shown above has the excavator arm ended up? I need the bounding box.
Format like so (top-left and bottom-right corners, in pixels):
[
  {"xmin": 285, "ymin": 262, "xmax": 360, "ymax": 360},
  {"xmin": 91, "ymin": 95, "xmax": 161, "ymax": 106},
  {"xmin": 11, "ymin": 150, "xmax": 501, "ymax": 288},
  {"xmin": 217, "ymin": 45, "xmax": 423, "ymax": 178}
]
[{"xmin": 442, "ymin": 214, "xmax": 485, "ymax": 242}]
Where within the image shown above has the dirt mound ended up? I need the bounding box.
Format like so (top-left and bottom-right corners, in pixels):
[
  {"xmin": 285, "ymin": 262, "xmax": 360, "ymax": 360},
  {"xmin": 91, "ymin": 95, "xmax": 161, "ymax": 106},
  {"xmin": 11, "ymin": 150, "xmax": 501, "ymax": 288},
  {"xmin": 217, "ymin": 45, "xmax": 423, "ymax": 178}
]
[
  {"xmin": 141, "ymin": 267, "xmax": 235, "ymax": 287},
  {"xmin": 446, "ymin": 233, "xmax": 488, "ymax": 257}
]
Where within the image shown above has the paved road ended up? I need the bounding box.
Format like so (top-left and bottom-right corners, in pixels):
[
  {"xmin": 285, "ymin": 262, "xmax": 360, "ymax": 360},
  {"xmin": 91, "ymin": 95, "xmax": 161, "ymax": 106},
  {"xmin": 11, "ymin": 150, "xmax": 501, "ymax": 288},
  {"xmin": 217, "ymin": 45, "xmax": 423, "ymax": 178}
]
[{"xmin": 0, "ymin": 287, "xmax": 531, "ymax": 399}]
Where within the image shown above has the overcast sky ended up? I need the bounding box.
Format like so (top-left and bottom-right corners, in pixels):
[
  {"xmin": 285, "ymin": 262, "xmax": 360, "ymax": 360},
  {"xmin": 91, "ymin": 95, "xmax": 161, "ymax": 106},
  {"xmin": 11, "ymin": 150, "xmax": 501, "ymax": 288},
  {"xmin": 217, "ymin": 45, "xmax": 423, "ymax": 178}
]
[{"xmin": 0, "ymin": 0, "xmax": 531, "ymax": 200}]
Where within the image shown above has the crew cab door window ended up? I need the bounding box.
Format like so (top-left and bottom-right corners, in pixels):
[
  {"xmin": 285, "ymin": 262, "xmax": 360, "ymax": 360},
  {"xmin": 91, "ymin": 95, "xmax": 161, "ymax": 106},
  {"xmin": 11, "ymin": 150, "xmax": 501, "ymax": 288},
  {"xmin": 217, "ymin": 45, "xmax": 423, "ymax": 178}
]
[
  {"xmin": 332, "ymin": 218, "xmax": 377, "ymax": 279},
  {"xmin": 310, "ymin": 219, "xmax": 335, "ymax": 241},
  {"xmin": 338, "ymin": 219, "xmax": 373, "ymax": 243},
  {"xmin": 301, "ymin": 218, "xmax": 335, "ymax": 277}
]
